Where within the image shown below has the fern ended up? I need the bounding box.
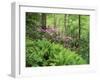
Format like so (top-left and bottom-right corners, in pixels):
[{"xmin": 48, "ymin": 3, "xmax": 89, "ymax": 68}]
[{"xmin": 26, "ymin": 38, "xmax": 86, "ymax": 67}]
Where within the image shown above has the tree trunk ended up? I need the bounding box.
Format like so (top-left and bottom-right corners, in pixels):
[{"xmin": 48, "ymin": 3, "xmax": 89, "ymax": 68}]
[
  {"xmin": 78, "ymin": 15, "xmax": 81, "ymax": 52},
  {"xmin": 54, "ymin": 14, "xmax": 56, "ymax": 28},
  {"xmin": 64, "ymin": 14, "xmax": 68, "ymax": 35},
  {"xmin": 79, "ymin": 15, "xmax": 81, "ymax": 40},
  {"xmin": 64, "ymin": 14, "xmax": 66, "ymax": 29},
  {"xmin": 41, "ymin": 13, "xmax": 46, "ymax": 29}
]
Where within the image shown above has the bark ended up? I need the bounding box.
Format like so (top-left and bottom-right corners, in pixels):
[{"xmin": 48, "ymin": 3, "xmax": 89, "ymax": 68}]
[
  {"xmin": 79, "ymin": 15, "xmax": 81, "ymax": 40},
  {"xmin": 54, "ymin": 14, "xmax": 56, "ymax": 28},
  {"xmin": 41, "ymin": 13, "xmax": 46, "ymax": 29}
]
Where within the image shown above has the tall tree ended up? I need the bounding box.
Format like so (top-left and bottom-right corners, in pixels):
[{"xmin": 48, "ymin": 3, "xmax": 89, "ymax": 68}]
[
  {"xmin": 79, "ymin": 15, "xmax": 81, "ymax": 40},
  {"xmin": 54, "ymin": 14, "xmax": 57, "ymax": 28},
  {"xmin": 64, "ymin": 14, "xmax": 66, "ymax": 30},
  {"xmin": 41, "ymin": 13, "xmax": 46, "ymax": 29},
  {"xmin": 77, "ymin": 15, "xmax": 81, "ymax": 52},
  {"xmin": 64, "ymin": 14, "xmax": 68, "ymax": 35}
]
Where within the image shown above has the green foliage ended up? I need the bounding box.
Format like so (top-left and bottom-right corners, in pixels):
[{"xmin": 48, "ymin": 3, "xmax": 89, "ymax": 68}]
[
  {"xmin": 26, "ymin": 38, "xmax": 86, "ymax": 67},
  {"xmin": 79, "ymin": 15, "xmax": 89, "ymax": 63},
  {"xmin": 26, "ymin": 12, "xmax": 41, "ymax": 38},
  {"xmin": 26, "ymin": 12, "xmax": 90, "ymax": 67}
]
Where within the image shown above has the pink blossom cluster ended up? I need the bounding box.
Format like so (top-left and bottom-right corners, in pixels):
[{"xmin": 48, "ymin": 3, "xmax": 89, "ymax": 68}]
[
  {"xmin": 37, "ymin": 27, "xmax": 72, "ymax": 42},
  {"xmin": 38, "ymin": 27, "xmax": 58, "ymax": 35}
]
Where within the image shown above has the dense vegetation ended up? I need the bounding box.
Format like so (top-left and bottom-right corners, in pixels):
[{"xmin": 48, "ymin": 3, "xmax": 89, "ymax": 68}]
[{"xmin": 26, "ymin": 12, "xmax": 89, "ymax": 67}]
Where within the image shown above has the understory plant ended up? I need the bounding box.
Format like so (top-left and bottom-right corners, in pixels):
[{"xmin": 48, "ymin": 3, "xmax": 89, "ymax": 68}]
[{"xmin": 26, "ymin": 38, "xmax": 86, "ymax": 67}]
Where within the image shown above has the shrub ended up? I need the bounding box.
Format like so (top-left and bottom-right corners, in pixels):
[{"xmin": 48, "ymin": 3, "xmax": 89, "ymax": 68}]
[{"xmin": 26, "ymin": 38, "xmax": 86, "ymax": 67}]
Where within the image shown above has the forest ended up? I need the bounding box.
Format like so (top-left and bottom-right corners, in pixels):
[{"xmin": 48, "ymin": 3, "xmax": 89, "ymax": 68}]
[{"xmin": 26, "ymin": 12, "xmax": 90, "ymax": 67}]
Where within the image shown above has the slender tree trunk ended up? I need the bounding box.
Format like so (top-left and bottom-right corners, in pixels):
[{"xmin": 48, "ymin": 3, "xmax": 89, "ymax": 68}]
[
  {"xmin": 79, "ymin": 15, "xmax": 81, "ymax": 40},
  {"xmin": 41, "ymin": 13, "xmax": 46, "ymax": 29},
  {"xmin": 78, "ymin": 15, "xmax": 81, "ymax": 52},
  {"xmin": 54, "ymin": 14, "xmax": 56, "ymax": 28},
  {"xmin": 64, "ymin": 14, "xmax": 66, "ymax": 30},
  {"xmin": 64, "ymin": 14, "xmax": 68, "ymax": 35},
  {"xmin": 39, "ymin": 13, "xmax": 42, "ymax": 27}
]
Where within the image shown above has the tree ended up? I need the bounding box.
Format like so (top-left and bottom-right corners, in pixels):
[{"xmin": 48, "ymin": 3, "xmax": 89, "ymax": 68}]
[
  {"xmin": 79, "ymin": 15, "xmax": 81, "ymax": 40},
  {"xmin": 77, "ymin": 15, "xmax": 81, "ymax": 54},
  {"xmin": 54, "ymin": 14, "xmax": 57, "ymax": 28},
  {"xmin": 41, "ymin": 13, "xmax": 46, "ymax": 29},
  {"xmin": 64, "ymin": 14, "xmax": 69, "ymax": 35}
]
